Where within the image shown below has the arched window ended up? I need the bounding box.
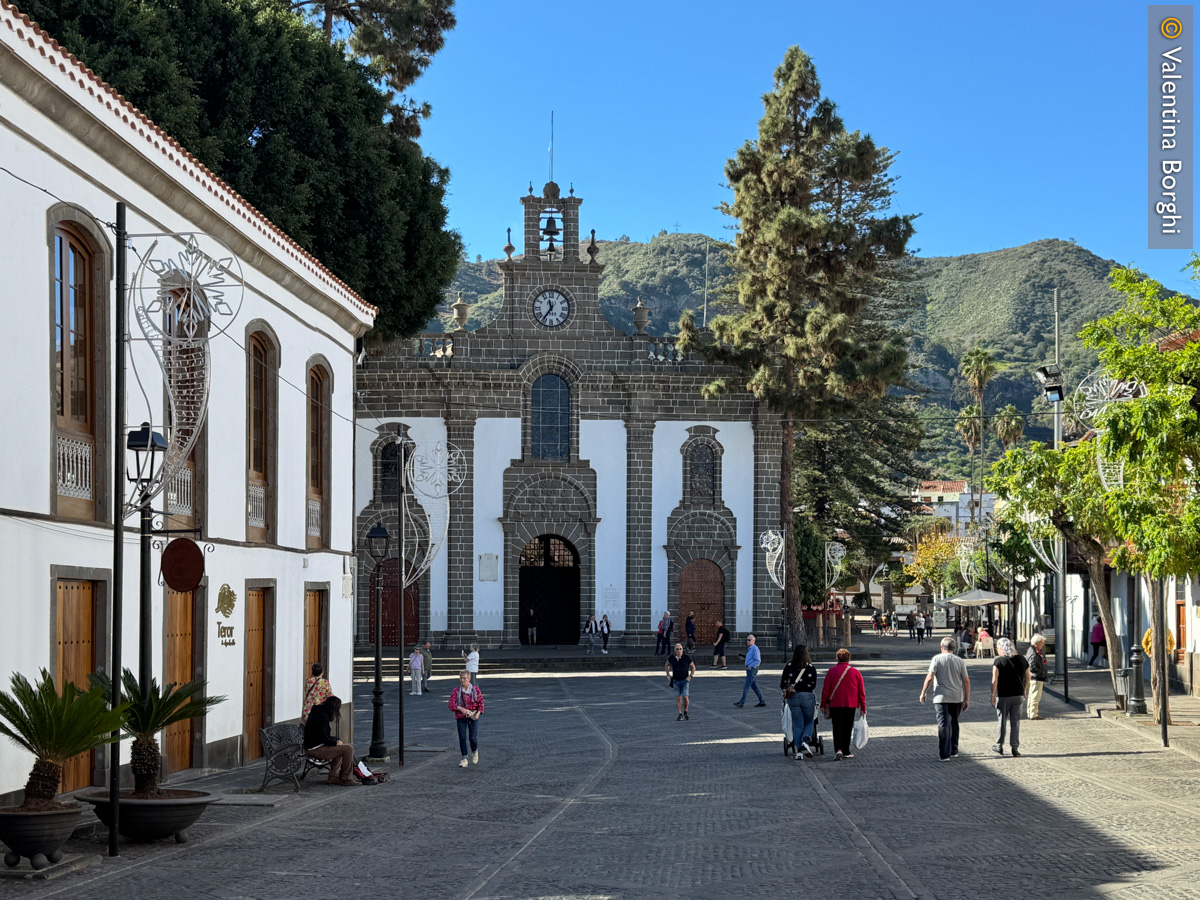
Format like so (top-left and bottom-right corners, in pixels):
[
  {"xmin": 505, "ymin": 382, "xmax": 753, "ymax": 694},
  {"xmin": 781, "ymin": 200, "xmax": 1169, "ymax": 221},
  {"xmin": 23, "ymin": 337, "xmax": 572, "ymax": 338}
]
[
  {"xmin": 246, "ymin": 331, "xmax": 276, "ymax": 540},
  {"xmin": 380, "ymin": 442, "xmax": 399, "ymax": 498},
  {"xmin": 306, "ymin": 366, "xmax": 329, "ymax": 548},
  {"xmin": 53, "ymin": 226, "xmax": 97, "ymax": 518},
  {"xmin": 531, "ymin": 374, "xmax": 570, "ymax": 462},
  {"xmin": 688, "ymin": 444, "xmax": 716, "ymax": 505}
]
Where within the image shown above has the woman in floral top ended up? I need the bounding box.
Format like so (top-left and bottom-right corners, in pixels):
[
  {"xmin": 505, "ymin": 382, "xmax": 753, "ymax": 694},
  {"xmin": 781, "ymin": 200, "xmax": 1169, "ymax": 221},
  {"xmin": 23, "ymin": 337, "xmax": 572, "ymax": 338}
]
[
  {"xmin": 449, "ymin": 669, "xmax": 485, "ymax": 768},
  {"xmin": 302, "ymin": 663, "xmax": 332, "ymax": 723}
]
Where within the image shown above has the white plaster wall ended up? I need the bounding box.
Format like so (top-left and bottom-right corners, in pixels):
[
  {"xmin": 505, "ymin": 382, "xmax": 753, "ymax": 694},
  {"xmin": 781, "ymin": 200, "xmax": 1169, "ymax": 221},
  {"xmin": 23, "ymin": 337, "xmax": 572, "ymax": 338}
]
[
  {"xmin": 352, "ymin": 416, "xmax": 449, "ymax": 631},
  {"xmin": 581, "ymin": 419, "xmax": 627, "ymax": 628},
  {"xmin": 652, "ymin": 422, "xmax": 755, "ymax": 633},
  {"xmin": 472, "ymin": 418, "xmax": 520, "ymax": 631},
  {"xmin": 0, "ymin": 43, "xmax": 366, "ymax": 795}
]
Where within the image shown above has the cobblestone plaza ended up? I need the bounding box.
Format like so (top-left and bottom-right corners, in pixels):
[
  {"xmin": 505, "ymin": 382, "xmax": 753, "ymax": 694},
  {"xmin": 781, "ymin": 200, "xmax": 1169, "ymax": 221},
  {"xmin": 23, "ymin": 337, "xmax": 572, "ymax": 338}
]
[{"xmin": 16, "ymin": 640, "xmax": 1200, "ymax": 899}]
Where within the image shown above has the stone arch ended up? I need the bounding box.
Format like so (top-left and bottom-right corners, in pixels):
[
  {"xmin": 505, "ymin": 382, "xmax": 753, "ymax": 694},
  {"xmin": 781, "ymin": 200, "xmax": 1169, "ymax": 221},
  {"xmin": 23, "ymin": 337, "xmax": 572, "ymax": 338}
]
[{"xmin": 500, "ymin": 471, "xmax": 599, "ymax": 646}]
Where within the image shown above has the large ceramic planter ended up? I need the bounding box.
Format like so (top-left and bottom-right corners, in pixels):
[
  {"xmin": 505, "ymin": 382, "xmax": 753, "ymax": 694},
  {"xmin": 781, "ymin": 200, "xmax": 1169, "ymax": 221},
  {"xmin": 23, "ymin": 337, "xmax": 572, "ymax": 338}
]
[
  {"xmin": 81, "ymin": 790, "xmax": 217, "ymax": 843},
  {"xmin": 0, "ymin": 805, "xmax": 84, "ymax": 870}
]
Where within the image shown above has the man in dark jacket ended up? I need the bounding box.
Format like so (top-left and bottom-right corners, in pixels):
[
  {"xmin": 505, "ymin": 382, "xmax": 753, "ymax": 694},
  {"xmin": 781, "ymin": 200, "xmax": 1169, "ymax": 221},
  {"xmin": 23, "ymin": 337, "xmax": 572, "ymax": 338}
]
[{"xmin": 1026, "ymin": 634, "xmax": 1048, "ymax": 719}]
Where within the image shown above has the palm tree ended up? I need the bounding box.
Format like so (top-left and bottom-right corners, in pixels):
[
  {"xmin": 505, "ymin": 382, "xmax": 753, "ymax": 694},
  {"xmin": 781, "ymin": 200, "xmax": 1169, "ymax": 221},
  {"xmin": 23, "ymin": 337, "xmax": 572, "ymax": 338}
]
[
  {"xmin": 0, "ymin": 670, "xmax": 127, "ymax": 807},
  {"xmin": 90, "ymin": 670, "xmax": 225, "ymax": 797},
  {"xmin": 956, "ymin": 404, "xmax": 983, "ymax": 461},
  {"xmin": 960, "ymin": 348, "xmax": 1000, "ymax": 409},
  {"xmin": 994, "ymin": 404, "xmax": 1026, "ymax": 450}
]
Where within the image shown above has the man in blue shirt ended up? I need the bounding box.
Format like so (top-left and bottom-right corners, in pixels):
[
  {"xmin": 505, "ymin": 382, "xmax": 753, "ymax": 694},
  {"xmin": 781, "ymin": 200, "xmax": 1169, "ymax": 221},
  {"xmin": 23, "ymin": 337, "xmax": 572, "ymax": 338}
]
[{"xmin": 734, "ymin": 634, "xmax": 766, "ymax": 707}]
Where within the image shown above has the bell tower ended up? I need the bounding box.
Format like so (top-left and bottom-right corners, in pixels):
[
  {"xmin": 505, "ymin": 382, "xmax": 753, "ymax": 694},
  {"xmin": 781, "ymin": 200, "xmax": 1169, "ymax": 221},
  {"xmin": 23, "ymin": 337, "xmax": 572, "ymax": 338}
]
[{"xmin": 520, "ymin": 181, "xmax": 582, "ymax": 261}]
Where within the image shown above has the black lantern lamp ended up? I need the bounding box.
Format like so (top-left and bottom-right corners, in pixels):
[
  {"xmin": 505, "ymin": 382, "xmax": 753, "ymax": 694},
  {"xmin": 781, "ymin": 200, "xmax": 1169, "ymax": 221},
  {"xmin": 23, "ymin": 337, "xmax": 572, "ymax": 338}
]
[
  {"xmin": 126, "ymin": 421, "xmax": 168, "ymax": 489},
  {"xmin": 366, "ymin": 523, "xmax": 390, "ymax": 758}
]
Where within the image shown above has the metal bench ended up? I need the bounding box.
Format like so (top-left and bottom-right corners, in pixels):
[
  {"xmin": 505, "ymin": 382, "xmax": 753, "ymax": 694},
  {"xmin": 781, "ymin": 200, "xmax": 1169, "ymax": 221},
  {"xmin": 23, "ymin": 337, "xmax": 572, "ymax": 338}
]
[{"xmin": 258, "ymin": 723, "xmax": 331, "ymax": 792}]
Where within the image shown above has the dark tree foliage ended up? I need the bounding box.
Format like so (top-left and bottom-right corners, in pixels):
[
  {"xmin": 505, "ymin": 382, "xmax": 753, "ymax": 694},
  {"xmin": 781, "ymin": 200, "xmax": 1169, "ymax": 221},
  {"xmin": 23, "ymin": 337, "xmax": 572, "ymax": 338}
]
[
  {"xmin": 288, "ymin": 0, "xmax": 456, "ymax": 138},
  {"xmin": 20, "ymin": 0, "xmax": 461, "ymax": 338},
  {"xmin": 678, "ymin": 47, "xmax": 917, "ymax": 645}
]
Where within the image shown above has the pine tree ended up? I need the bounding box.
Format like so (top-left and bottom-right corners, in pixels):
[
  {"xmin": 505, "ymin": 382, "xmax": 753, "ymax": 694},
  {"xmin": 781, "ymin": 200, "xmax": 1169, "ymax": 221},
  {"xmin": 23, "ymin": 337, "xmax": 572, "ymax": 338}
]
[
  {"xmin": 678, "ymin": 47, "xmax": 916, "ymax": 646},
  {"xmin": 288, "ymin": 0, "xmax": 457, "ymax": 137}
]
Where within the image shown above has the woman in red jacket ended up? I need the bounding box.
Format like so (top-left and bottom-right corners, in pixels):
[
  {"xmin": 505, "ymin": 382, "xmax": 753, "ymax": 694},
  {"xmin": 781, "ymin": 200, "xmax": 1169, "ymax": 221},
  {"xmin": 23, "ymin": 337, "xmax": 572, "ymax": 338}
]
[{"xmin": 820, "ymin": 648, "xmax": 867, "ymax": 760}]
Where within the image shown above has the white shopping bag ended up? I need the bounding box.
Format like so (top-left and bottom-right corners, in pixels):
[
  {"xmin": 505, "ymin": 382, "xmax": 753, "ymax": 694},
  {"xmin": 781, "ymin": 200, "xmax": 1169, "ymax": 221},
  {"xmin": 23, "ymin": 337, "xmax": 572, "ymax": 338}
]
[
  {"xmin": 852, "ymin": 711, "xmax": 869, "ymax": 750},
  {"xmin": 781, "ymin": 702, "xmax": 793, "ymax": 737}
]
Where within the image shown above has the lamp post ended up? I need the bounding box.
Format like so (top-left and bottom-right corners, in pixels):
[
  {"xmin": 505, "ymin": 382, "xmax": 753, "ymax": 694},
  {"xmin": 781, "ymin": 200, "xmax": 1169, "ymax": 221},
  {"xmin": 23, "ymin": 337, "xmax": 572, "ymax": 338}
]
[
  {"xmin": 1127, "ymin": 576, "xmax": 1148, "ymax": 714},
  {"xmin": 1036, "ymin": 338, "xmax": 1069, "ymax": 702},
  {"xmin": 366, "ymin": 524, "xmax": 390, "ymax": 759},
  {"xmin": 126, "ymin": 423, "xmax": 168, "ymax": 690}
]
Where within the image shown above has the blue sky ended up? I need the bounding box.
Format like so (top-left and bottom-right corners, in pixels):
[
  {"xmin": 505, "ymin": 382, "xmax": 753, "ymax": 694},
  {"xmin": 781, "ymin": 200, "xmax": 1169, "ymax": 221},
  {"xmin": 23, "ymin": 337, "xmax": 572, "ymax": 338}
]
[{"xmin": 413, "ymin": 1, "xmax": 1196, "ymax": 295}]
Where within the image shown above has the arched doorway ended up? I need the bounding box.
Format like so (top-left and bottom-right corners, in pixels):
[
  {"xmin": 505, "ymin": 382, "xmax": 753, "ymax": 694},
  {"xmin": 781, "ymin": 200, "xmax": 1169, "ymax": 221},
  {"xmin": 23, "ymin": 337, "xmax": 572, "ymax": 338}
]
[
  {"xmin": 519, "ymin": 534, "xmax": 580, "ymax": 645},
  {"xmin": 369, "ymin": 558, "xmax": 420, "ymax": 647},
  {"xmin": 680, "ymin": 559, "xmax": 725, "ymax": 646}
]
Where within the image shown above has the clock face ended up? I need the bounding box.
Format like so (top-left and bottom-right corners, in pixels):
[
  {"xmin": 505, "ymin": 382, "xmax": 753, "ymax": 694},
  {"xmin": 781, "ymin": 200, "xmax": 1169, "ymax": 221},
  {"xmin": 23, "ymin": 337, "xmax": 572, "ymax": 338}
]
[{"xmin": 532, "ymin": 289, "xmax": 570, "ymax": 327}]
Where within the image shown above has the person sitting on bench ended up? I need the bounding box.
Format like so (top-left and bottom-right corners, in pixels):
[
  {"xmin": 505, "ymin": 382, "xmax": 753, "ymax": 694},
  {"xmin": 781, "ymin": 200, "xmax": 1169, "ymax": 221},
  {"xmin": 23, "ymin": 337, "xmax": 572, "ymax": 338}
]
[{"xmin": 304, "ymin": 696, "xmax": 359, "ymax": 786}]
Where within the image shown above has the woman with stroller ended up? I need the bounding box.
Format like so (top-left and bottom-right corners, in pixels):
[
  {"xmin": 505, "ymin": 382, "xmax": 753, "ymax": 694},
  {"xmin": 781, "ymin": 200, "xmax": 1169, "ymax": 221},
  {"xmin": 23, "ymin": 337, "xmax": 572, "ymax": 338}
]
[{"xmin": 780, "ymin": 645, "xmax": 818, "ymax": 759}]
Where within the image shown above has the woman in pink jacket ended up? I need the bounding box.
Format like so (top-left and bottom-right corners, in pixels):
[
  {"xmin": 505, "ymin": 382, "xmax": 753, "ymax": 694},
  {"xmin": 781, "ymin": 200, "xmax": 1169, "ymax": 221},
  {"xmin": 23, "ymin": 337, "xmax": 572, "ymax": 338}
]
[
  {"xmin": 820, "ymin": 648, "xmax": 867, "ymax": 760},
  {"xmin": 1088, "ymin": 616, "xmax": 1106, "ymax": 667}
]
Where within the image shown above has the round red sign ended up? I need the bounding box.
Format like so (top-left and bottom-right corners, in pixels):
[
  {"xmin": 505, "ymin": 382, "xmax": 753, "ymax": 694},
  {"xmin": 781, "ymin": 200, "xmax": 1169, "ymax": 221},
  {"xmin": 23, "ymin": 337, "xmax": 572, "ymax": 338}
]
[{"xmin": 161, "ymin": 538, "xmax": 205, "ymax": 592}]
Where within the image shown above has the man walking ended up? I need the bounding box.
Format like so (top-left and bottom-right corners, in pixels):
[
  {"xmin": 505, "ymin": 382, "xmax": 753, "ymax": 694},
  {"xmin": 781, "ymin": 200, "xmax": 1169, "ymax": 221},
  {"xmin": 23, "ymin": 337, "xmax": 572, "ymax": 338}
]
[
  {"xmin": 420, "ymin": 641, "xmax": 433, "ymax": 693},
  {"xmin": 655, "ymin": 614, "xmax": 668, "ymax": 655},
  {"xmin": 666, "ymin": 642, "xmax": 695, "ymax": 721},
  {"xmin": 685, "ymin": 612, "xmax": 697, "ymax": 652},
  {"xmin": 925, "ymin": 612, "xmax": 933, "ymax": 641},
  {"xmin": 1026, "ymin": 634, "xmax": 1048, "ymax": 719},
  {"xmin": 919, "ymin": 637, "xmax": 971, "ymax": 761},
  {"xmin": 907, "ymin": 611, "xmax": 917, "ymax": 640},
  {"xmin": 713, "ymin": 620, "xmax": 730, "ymax": 668},
  {"xmin": 527, "ymin": 605, "xmax": 538, "ymax": 645},
  {"xmin": 663, "ymin": 611, "xmax": 674, "ymax": 650},
  {"xmin": 734, "ymin": 634, "xmax": 766, "ymax": 707}
]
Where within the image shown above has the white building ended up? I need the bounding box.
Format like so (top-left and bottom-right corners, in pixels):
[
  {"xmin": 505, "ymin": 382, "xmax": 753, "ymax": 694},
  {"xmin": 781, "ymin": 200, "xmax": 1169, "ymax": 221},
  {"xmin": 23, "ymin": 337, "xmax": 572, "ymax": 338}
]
[
  {"xmin": 911, "ymin": 480, "xmax": 995, "ymax": 535},
  {"xmin": 0, "ymin": 6, "xmax": 374, "ymax": 802}
]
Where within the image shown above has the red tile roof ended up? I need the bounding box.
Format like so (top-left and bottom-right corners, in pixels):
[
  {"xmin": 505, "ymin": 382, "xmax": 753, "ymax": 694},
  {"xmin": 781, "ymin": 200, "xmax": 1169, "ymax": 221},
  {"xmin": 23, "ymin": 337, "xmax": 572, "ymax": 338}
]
[
  {"xmin": 1, "ymin": 2, "xmax": 376, "ymax": 321},
  {"xmin": 1158, "ymin": 328, "xmax": 1200, "ymax": 352},
  {"xmin": 916, "ymin": 480, "xmax": 968, "ymax": 494}
]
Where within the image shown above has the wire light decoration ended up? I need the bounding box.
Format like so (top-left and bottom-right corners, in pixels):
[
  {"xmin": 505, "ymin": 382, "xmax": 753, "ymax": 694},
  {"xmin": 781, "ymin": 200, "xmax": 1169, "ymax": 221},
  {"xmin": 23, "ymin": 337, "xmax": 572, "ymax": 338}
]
[
  {"xmin": 125, "ymin": 233, "xmax": 243, "ymax": 516},
  {"xmin": 393, "ymin": 437, "xmax": 466, "ymax": 590},
  {"xmin": 824, "ymin": 541, "xmax": 847, "ymax": 593},
  {"xmin": 760, "ymin": 530, "xmax": 785, "ymax": 590},
  {"xmin": 1019, "ymin": 510, "xmax": 1062, "ymax": 576},
  {"xmin": 1074, "ymin": 369, "xmax": 1145, "ymax": 491}
]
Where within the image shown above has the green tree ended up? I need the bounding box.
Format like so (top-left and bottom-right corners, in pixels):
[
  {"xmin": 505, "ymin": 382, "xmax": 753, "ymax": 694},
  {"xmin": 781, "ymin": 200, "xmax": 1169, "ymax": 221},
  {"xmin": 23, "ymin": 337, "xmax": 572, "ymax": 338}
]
[
  {"xmin": 677, "ymin": 47, "xmax": 915, "ymax": 647},
  {"xmin": 21, "ymin": 0, "xmax": 461, "ymax": 339},
  {"xmin": 287, "ymin": 0, "xmax": 456, "ymax": 137},
  {"xmin": 993, "ymin": 403, "xmax": 1025, "ymax": 450},
  {"xmin": 1078, "ymin": 263, "xmax": 1200, "ymax": 728},
  {"xmin": 989, "ymin": 440, "xmax": 1125, "ymax": 701}
]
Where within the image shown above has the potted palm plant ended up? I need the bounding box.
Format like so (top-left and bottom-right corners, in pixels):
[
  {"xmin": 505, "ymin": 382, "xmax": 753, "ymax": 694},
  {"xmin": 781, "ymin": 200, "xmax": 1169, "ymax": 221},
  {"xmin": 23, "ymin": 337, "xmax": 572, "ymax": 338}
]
[
  {"xmin": 83, "ymin": 670, "xmax": 225, "ymax": 843},
  {"xmin": 0, "ymin": 670, "xmax": 127, "ymax": 870}
]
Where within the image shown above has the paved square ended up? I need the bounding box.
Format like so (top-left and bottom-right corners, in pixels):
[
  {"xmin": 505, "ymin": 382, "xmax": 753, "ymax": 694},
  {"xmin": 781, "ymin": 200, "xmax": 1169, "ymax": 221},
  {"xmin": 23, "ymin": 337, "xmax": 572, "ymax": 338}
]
[{"xmin": 19, "ymin": 642, "xmax": 1200, "ymax": 899}]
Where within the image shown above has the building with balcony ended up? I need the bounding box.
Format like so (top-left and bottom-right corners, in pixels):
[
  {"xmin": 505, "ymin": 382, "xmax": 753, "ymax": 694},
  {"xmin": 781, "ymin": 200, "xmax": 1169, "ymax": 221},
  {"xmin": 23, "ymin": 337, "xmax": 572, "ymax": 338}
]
[{"xmin": 0, "ymin": 5, "xmax": 374, "ymax": 802}]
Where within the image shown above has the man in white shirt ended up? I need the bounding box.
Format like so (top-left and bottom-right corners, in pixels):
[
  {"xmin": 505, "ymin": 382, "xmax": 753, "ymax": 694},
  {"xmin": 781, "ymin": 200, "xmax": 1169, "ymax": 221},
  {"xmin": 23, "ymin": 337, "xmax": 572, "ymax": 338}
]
[{"xmin": 919, "ymin": 637, "xmax": 970, "ymax": 761}]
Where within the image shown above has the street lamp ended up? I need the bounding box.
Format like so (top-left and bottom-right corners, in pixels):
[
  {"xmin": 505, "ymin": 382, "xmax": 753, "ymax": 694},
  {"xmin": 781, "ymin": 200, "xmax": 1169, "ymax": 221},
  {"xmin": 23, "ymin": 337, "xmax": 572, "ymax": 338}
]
[
  {"xmin": 1034, "ymin": 288, "xmax": 1068, "ymax": 700},
  {"xmin": 366, "ymin": 524, "xmax": 390, "ymax": 759},
  {"xmin": 126, "ymin": 422, "xmax": 167, "ymax": 690},
  {"xmin": 1034, "ymin": 365, "xmax": 1066, "ymax": 403}
]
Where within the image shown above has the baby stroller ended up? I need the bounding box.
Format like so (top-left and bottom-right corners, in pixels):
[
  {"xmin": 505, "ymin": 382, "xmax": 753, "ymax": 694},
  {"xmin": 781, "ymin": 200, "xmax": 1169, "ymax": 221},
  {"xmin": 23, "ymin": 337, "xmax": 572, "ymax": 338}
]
[{"xmin": 782, "ymin": 701, "xmax": 825, "ymax": 757}]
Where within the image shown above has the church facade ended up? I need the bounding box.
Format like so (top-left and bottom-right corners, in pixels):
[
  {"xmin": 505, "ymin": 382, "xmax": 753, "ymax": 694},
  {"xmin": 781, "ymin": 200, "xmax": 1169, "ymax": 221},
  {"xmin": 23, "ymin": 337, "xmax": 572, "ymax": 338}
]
[{"xmin": 353, "ymin": 183, "xmax": 783, "ymax": 648}]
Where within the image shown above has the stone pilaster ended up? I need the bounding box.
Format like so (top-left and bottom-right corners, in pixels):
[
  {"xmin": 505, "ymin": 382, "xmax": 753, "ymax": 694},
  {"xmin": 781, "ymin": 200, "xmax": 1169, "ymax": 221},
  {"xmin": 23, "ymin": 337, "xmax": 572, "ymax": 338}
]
[
  {"xmin": 752, "ymin": 414, "xmax": 784, "ymax": 638},
  {"xmin": 446, "ymin": 411, "xmax": 477, "ymax": 640},
  {"xmin": 625, "ymin": 418, "xmax": 655, "ymax": 645}
]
